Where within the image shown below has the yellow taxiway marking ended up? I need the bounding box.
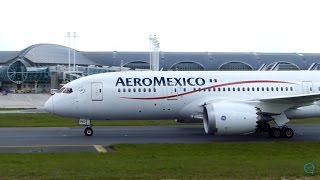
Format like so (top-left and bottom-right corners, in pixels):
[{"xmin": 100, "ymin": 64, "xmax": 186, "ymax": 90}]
[{"xmin": 93, "ymin": 145, "xmax": 107, "ymax": 153}]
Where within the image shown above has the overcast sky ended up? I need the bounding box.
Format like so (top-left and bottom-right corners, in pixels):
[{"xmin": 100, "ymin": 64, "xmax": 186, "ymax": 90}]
[{"xmin": 0, "ymin": 0, "xmax": 320, "ymax": 52}]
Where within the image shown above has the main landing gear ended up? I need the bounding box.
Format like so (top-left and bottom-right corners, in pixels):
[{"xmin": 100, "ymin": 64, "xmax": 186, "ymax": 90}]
[
  {"xmin": 79, "ymin": 119, "xmax": 93, "ymax": 136},
  {"xmin": 257, "ymin": 122, "xmax": 294, "ymax": 138},
  {"xmin": 268, "ymin": 126, "xmax": 294, "ymax": 138}
]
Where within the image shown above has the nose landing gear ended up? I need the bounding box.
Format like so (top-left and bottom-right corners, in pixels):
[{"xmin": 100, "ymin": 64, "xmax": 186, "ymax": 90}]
[
  {"xmin": 84, "ymin": 126, "xmax": 93, "ymax": 136},
  {"xmin": 79, "ymin": 119, "xmax": 94, "ymax": 136}
]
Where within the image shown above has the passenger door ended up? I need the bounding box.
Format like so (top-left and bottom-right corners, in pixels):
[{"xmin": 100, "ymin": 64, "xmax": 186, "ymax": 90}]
[
  {"xmin": 92, "ymin": 82, "xmax": 103, "ymax": 101},
  {"xmin": 302, "ymin": 81, "xmax": 313, "ymax": 94}
]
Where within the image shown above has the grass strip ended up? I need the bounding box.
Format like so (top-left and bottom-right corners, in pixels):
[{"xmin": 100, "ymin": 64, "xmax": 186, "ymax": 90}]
[
  {"xmin": 0, "ymin": 113, "xmax": 180, "ymax": 127},
  {"xmin": 0, "ymin": 113, "xmax": 320, "ymax": 127},
  {"xmin": 0, "ymin": 142, "xmax": 319, "ymax": 179}
]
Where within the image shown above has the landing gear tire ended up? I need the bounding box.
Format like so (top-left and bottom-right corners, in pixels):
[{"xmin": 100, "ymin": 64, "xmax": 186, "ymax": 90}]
[
  {"xmin": 281, "ymin": 128, "xmax": 294, "ymax": 138},
  {"xmin": 260, "ymin": 123, "xmax": 270, "ymax": 132},
  {"xmin": 84, "ymin": 127, "xmax": 93, "ymax": 136},
  {"xmin": 269, "ymin": 127, "xmax": 281, "ymax": 138}
]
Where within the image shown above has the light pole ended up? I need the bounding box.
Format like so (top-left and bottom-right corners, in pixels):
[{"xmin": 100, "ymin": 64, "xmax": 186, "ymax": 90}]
[
  {"xmin": 149, "ymin": 35, "xmax": 160, "ymax": 71},
  {"xmin": 67, "ymin": 32, "xmax": 71, "ymax": 72},
  {"xmin": 73, "ymin": 32, "xmax": 77, "ymax": 71}
]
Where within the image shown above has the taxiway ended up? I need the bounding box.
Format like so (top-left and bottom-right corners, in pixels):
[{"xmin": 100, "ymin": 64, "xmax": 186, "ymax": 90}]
[{"xmin": 0, "ymin": 124, "xmax": 319, "ymax": 153}]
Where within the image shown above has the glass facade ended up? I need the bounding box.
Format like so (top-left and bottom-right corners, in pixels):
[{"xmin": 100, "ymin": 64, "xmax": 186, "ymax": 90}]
[
  {"xmin": 170, "ymin": 62, "xmax": 204, "ymax": 71},
  {"xmin": 123, "ymin": 61, "xmax": 150, "ymax": 70},
  {"xmin": 0, "ymin": 60, "xmax": 50, "ymax": 83},
  {"xmin": 266, "ymin": 62, "xmax": 299, "ymax": 71},
  {"xmin": 219, "ymin": 62, "xmax": 253, "ymax": 71}
]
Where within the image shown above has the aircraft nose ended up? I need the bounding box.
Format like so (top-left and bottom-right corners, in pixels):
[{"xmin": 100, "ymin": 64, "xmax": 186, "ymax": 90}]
[{"xmin": 44, "ymin": 97, "xmax": 55, "ymax": 114}]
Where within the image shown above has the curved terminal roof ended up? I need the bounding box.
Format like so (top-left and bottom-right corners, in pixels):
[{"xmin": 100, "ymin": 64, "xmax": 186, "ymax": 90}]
[
  {"xmin": 1, "ymin": 43, "xmax": 320, "ymax": 71},
  {"xmin": 21, "ymin": 44, "xmax": 100, "ymax": 65},
  {"xmin": 0, "ymin": 44, "xmax": 101, "ymax": 66}
]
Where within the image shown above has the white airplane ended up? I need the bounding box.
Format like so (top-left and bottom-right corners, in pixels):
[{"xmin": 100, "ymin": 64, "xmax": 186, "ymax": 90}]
[{"xmin": 44, "ymin": 71, "xmax": 320, "ymax": 138}]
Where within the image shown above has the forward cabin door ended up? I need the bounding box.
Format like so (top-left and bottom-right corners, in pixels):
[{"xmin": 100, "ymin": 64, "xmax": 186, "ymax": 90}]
[
  {"xmin": 302, "ymin": 81, "xmax": 313, "ymax": 94},
  {"xmin": 92, "ymin": 82, "xmax": 103, "ymax": 101},
  {"xmin": 167, "ymin": 86, "xmax": 178, "ymax": 100}
]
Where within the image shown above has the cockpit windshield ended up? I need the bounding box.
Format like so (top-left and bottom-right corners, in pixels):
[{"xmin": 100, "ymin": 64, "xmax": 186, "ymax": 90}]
[
  {"xmin": 57, "ymin": 87, "xmax": 73, "ymax": 94},
  {"xmin": 57, "ymin": 87, "xmax": 66, "ymax": 93},
  {"xmin": 63, "ymin": 87, "xmax": 73, "ymax": 94}
]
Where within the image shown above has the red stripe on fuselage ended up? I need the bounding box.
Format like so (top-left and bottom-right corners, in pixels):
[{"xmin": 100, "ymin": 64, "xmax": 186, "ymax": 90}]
[{"xmin": 120, "ymin": 80, "xmax": 295, "ymax": 100}]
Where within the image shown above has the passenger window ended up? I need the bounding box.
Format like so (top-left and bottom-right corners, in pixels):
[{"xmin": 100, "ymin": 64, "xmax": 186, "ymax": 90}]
[
  {"xmin": 290, "ymin": 87, "xmax": 293, "ymax": 91},
  {"xmin": 281, "ymin": 87, "xmax": 283, "ymax": 91},
  {"xmin": 133, "ymin": 88, "xmax": 136, "ymax": 92},
  {"xmin": 154, "ymin": 88, "xmax": 156, "ymax": 92},
  {"xmin": 242, "ymin": 87, "xmax": 245, "ymax": 91},
  {"xmin": 184, "ymin": 88, "xmax": 186, "ymax": 92},
  {"xmin": 143, "ymin": 88, "xmax": 146, "ymax": 92},
  {"xmin": 266, "ymin": 87, "xmax": 269, "ymax": 91},
  {"xmin": 276, "ymin": 87, "xmax": 278, "ymax": 91},
  {"xmin": 257, "ymin": 87, "xmax": 259, "ymax": 91},
  {"xmin": 271, "ymin": 87, "xmax": 274, "ymax": 91},
  {"xmin": 128, "ymin": 88, "xmax": 131, "ymax": 93},
  {"xmin": 148, "ymin": 88, "xmax": 152, "ymax": 92},
  {"xmin": 238, "ymin": 87, "xmax": 240, "ymax": 91},
  {"xmin": 123, "ymin": 88, "xmax": 126, "ymax": 93},
  {"xmin": 247, "ymin": 87, "xmax": 250, "ymax": 91},
  {"xmin": 138, "ymin": 88, "xmax": 141, "ymax": 92},
  {"xmin": 218, "ymin": 88, "xmax": 221, "ymax": 92},
  {"xmin": 285, "ymin": 87, "xmax": 288, "ymax": 91},
  {"xmin": 118, "ymin": 88, "xmax": 121, "ymax": 93},
  {"xmin": 252, "ymin": 87, "xmax": 254, "ymax": 91}
]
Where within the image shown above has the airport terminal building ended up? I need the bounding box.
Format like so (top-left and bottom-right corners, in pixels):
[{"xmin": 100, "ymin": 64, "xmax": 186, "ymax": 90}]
[{"xmin": 1, "ymin": 43, "xmax": 320, "ymax": 93}]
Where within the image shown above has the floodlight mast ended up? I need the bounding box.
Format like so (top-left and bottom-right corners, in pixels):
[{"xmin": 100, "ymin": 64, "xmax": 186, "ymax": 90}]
[
  {"xmin": 73, "ymin": 32, "xmax": 77, "ymax": 72},
  {"xmin": 67, "ymin": 32, "xmax": 71, "ymax": 72},
  {"xmin": 149, "ymin": 35, "xmax": 160, "ymax": 71}
]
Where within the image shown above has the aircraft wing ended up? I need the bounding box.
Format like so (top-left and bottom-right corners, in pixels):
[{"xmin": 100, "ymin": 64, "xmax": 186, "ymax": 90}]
[{"xmin": 257, "ymin": 92, "xmax": 320, "ymax": 104}]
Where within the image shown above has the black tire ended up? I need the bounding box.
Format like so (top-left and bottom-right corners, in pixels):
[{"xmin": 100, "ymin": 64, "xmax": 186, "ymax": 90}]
[
  {"xmin": 268, "ymin": 127, "xmax": 276, "ymax": 137},
  {"xmin": 269, "ymin": 128, "xmax": 281, "ymax": 138},
  {"xmin": 282, "ymin": 128, "xmax": 294, "ymax": 138},
  {"xmin": 84, "ymin": 127, "xmax": 93, "ymax": 136},
  {"xmin": 261, "ymin": 123, "xmax": 270, "ymax": 132}
]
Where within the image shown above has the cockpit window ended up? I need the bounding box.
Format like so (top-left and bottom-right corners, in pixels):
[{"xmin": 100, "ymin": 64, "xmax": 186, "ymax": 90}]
[
  {"xmin": 63, "ymin": 87, "xmax": 73, "ymax": 94},
  {"xmin": 57, "ymin": 87, "xmax": 66, "ymax": 93}
]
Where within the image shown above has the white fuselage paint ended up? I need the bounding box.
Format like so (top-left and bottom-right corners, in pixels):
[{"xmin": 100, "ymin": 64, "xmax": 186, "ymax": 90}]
[{"xmin": 44, "ymin": 71, "xmax": 320, "ymax": 121}]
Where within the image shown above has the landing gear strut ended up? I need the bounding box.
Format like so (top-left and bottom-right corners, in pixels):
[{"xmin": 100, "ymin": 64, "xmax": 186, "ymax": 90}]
[
  {"xmin": 79, "ymin": 119, "xmax": 93, "ymax": 136},
  {"xmin": 269, "ymin": 126, "xmax": 294, "ymax": 138}
]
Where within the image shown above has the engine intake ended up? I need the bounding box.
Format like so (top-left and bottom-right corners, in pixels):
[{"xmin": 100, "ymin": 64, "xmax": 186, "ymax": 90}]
[{"xmin": 203, "ymin": 102, "xmax": 258, "ymax": 135}]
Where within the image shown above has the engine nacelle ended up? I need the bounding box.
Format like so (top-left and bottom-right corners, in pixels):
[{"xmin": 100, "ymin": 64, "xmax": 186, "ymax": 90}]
[{"xmin": 203, "ymin": 102, "xmax": 258, "ymax": 135}]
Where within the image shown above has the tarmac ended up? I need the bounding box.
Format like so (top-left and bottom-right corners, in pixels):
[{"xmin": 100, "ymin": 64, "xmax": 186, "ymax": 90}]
[
  {"xmin": 0, "ymin": 93, "xmax": 50, "ymax": 109},
  {"xmin": 0, "ymin": 124, "xmax": 319, "ymax": 153}
]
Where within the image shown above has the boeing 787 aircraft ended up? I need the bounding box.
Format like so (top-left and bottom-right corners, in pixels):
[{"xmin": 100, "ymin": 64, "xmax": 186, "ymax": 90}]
[{"xmin": 44, "ymin": 71, "xmax": 320, "ymax": 138}]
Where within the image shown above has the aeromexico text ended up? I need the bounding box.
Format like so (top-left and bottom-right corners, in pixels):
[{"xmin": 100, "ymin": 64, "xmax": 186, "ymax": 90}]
[{"xmin": 115, "ymin": 77, "xmax": 206, "ymax": 86}]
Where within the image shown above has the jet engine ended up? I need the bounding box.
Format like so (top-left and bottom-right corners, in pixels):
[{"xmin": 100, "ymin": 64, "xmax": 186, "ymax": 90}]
[{"xmin": 203, "ymin": 102, "xmax": 258, "ymax": 135}]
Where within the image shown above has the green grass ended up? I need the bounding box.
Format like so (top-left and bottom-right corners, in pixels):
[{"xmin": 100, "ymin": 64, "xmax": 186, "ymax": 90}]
[
  {"xmin": 0, "ymin": 113, "xmax": 320, "ymax": 127},
  {"xmin": 0, "ymin": 142, "xmax": 319, "ymax": 179},
  {"xmin": 0, "ymin": 113, "xmax": 180, "ymax": 127}
]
